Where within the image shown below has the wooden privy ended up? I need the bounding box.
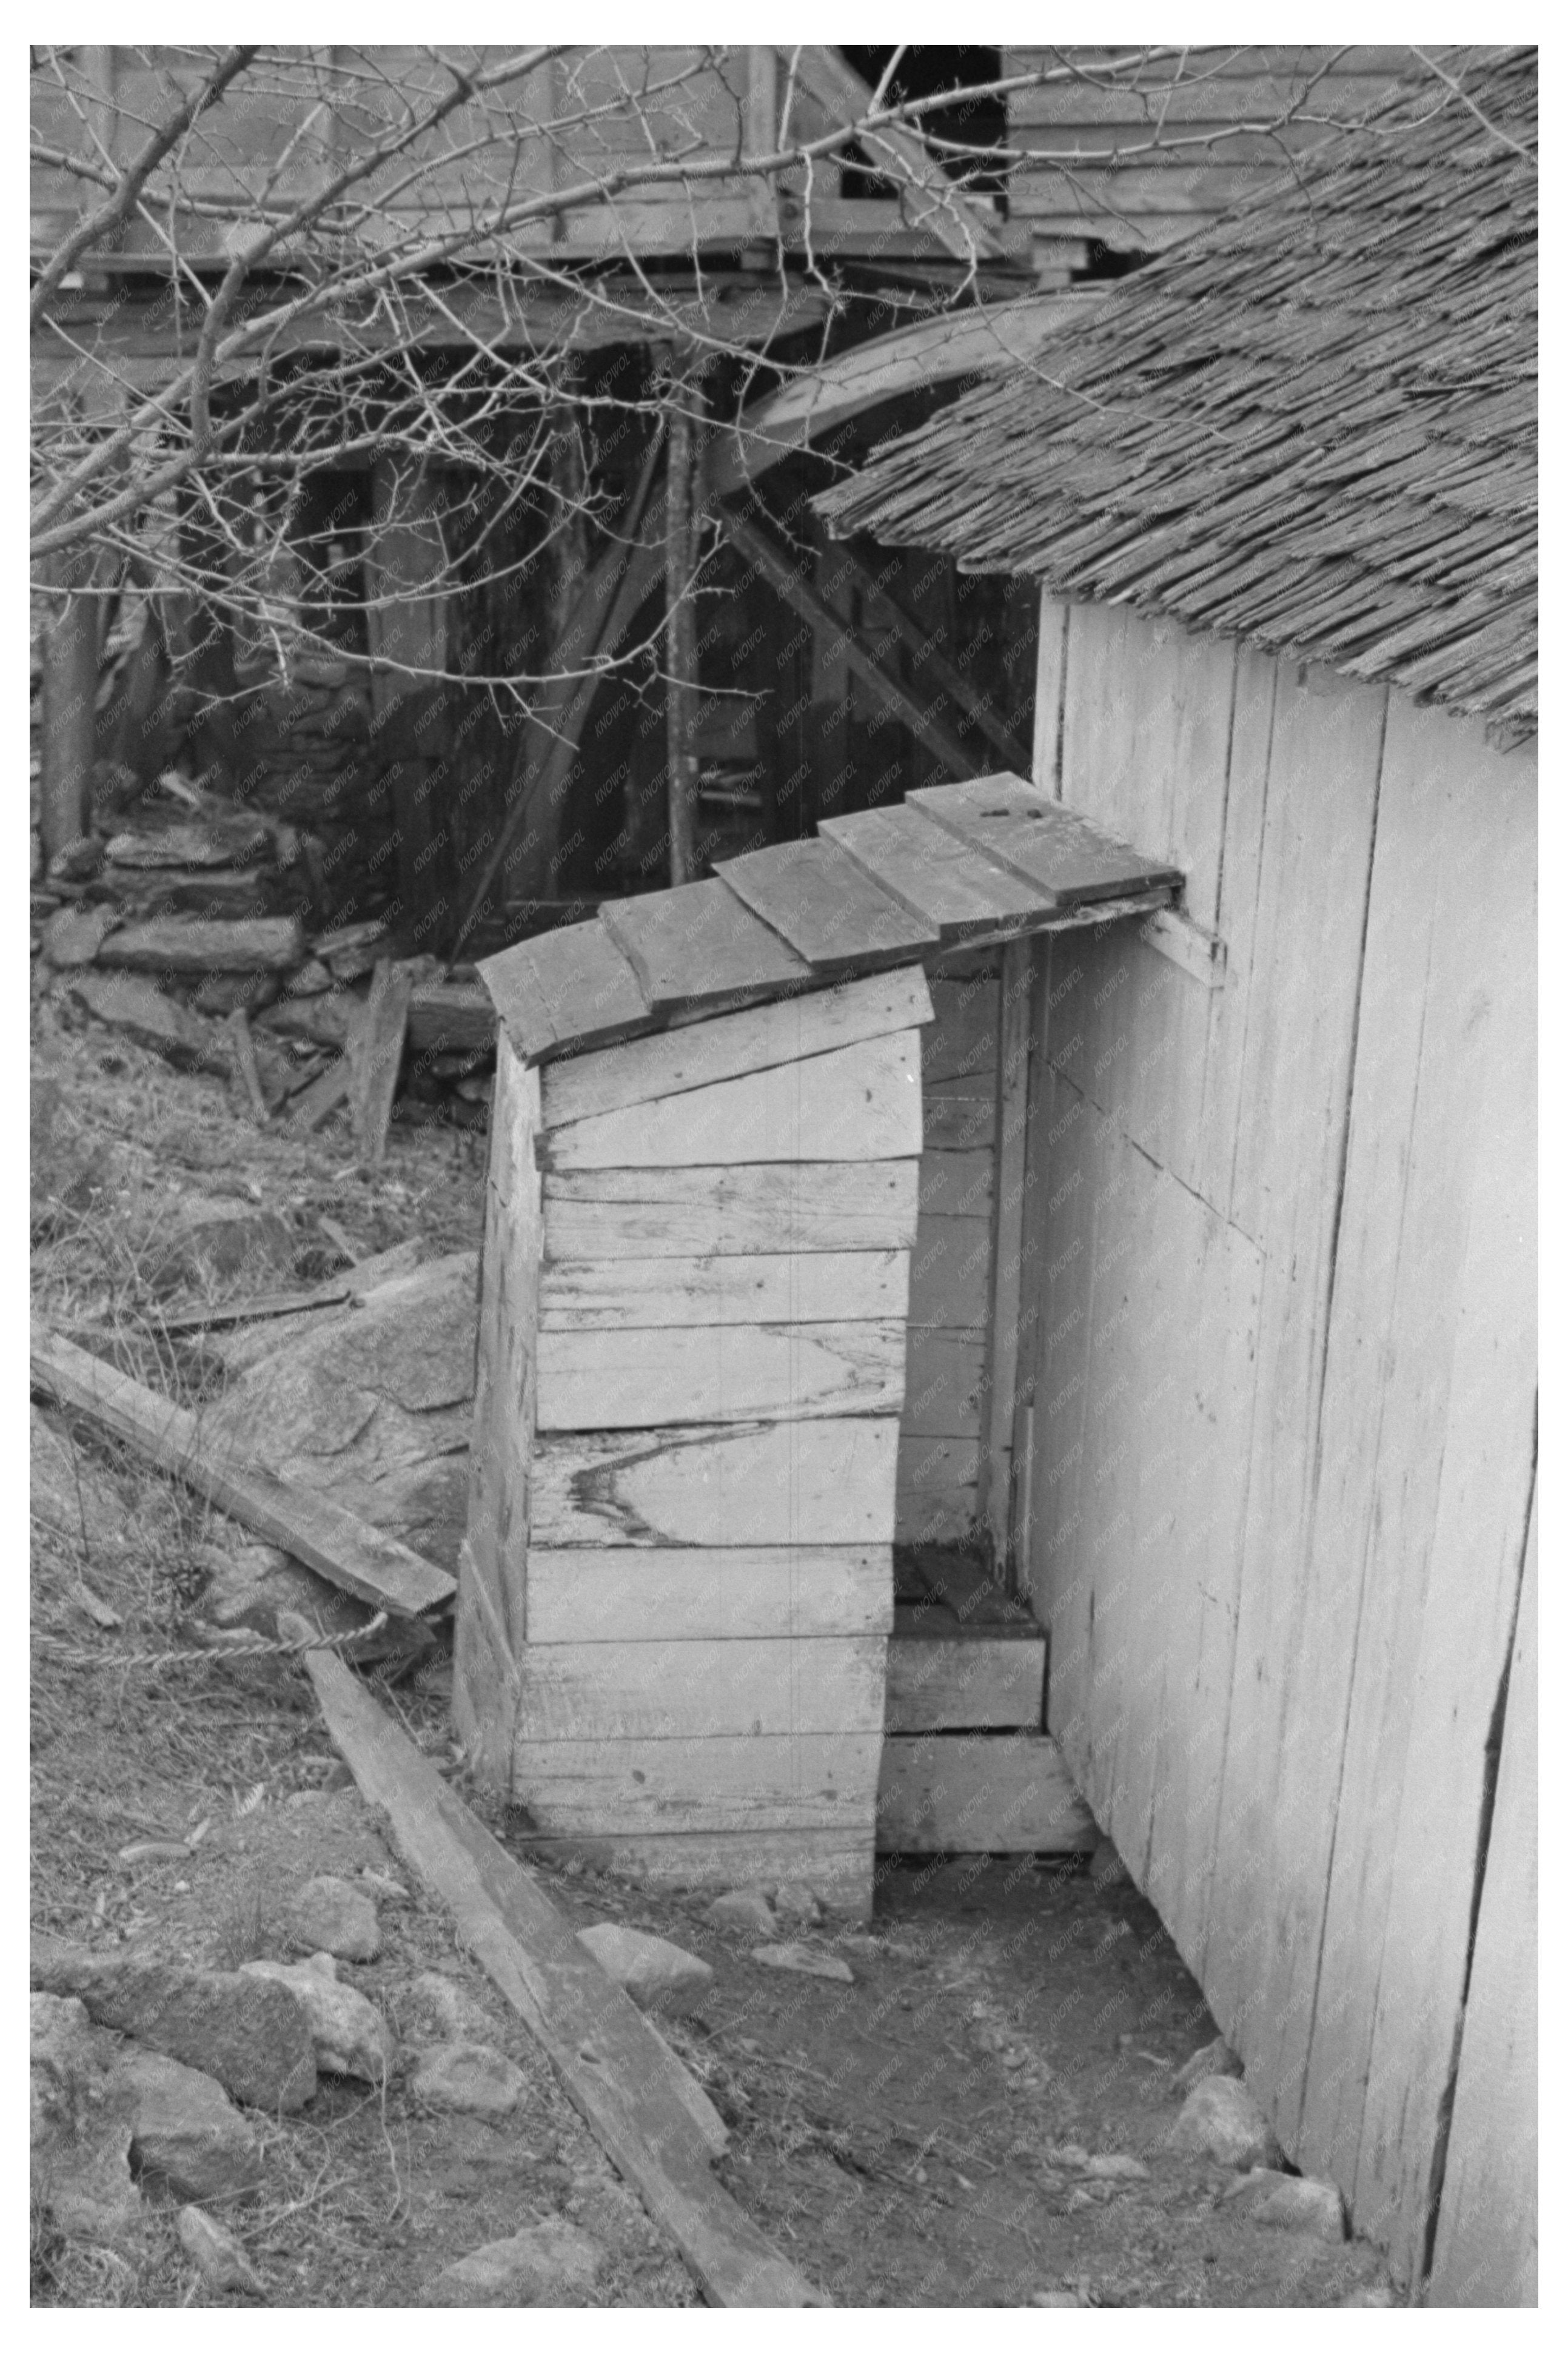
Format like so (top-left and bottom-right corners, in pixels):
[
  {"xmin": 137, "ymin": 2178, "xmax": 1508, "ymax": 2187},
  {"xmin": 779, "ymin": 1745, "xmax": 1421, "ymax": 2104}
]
[{"xmin": 454, "ymin": 788, "xmax": 1180, "ymax": 1917}]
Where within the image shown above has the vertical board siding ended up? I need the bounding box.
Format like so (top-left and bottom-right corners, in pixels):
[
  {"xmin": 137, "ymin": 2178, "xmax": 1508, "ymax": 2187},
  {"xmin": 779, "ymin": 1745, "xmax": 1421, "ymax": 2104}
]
[
  {"xmin": 1023, "ymin": 592, "xmax": 1537, "ymax": 2289},
  {"xmin": 898, "ymin": 961, "xmax": 1000, "ymax": 1543},
  {"xmin": 1426, "ymin": 1494, "xmax": 1538, "ymax": 2308}
]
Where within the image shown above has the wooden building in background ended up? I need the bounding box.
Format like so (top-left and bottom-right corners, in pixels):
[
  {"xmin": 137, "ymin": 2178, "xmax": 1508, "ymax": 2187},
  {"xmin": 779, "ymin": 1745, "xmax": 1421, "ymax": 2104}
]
[{"xmin": 823, "ymin": 49, "xmax": 1537, "ymax": 2305}]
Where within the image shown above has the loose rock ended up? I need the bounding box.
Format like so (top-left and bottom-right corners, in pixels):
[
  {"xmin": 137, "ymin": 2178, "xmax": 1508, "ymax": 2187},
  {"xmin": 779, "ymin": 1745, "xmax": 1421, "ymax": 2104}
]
[
  {"xmin": 772, "ymin": 1881, "xmax": 822, "ymax": 1926},
  {"xmin": 575, "ymin": 1922, "xmax": 713, "ymax": 2016},
  {"xmin": 751, "ymin": 1942, "xmax": 854, "ymax": 1984},
  {"xmin": 407, "ymin": 2041, "xmax": 527, "ymax": 2120},
  {"xmin": 1172, "ymin": 2035, "xmax": 1245, "ymax": 2095},
  {"xmin": 177, "ymin": 2205, "xmax": 265, "ymax": 2295},
  {"xmin": 1085, "ymin": 2152, "xmax": 1150, "ymax": 2181},
  {"xmin": 122, "ymin": 2050, "xmax": 264, "ymax": 2204},
  {"xmin": 287, "ymin": 1875, "xmax": 381, "ymax": 1963},
  {"xmin": 706, "ymin": 1888, "xmax": 776, "ymax": 1938},
  {"xmin": 1029, "ymin": 2291, "xmax": 1082, "ymax": 2308},
  {"xmin": 240, "ymin": 1956, "xmax": 392, "ymax": 2084},
  {"xmin": 30, "ymin": 1992, "xmax": 142, "ymax": 2243},
  {"xmin": 420, "ymin": 2218, "xmax": 606, "ymax": 2308},
  {"xmin": 42, "ymin": 902, "xmax": 120, "ymax": 969},
  {"xmin": 149, "ymin": 1197, "xmax": 294, "ymax": 1292},
  {"xmin": 31, "ymin": 1941, "xmax": 316, "ymax": 2113},
  {"xmin": 1339, "ymin": 2280, "xmax": 1398, "ymax": 2306},
  {"xmin": 1168, "ymin": 2076, "xmax": 1284, "ymax": 2172},
  {"xmin": 1251, "ymin": 2174, "xmax": 1347, "ymax": 2241},
  {"xmin": 403, "ymin": 1969, "xmax": 491, "ymax": 2044}
]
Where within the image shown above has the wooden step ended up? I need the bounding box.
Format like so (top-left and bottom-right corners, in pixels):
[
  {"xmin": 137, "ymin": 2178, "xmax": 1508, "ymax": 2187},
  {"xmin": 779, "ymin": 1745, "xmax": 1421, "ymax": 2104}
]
[
  {"xmin": 885, "ymin": 1602, "xmax": 1045, "ymax": 1732},
  {"xmin": 877, "ymin": 1731, "xmax": 1095, "ymax": 1853}
]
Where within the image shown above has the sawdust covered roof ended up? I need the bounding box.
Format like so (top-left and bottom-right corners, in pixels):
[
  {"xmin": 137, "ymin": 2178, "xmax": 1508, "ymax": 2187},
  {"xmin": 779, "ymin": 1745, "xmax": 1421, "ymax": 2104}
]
[{"xmin": 820, "ymin": 49, "xmax": 1537, "ymax": 743}]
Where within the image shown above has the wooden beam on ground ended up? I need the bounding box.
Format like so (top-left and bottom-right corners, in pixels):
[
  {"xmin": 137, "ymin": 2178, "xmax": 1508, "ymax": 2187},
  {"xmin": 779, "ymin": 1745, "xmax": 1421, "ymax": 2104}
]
[
  {"xmin": 350, "ymin": 959, "xmax": 412, "ymax": 1169},
  {"xmin": 288, "ymin": 1627, "xmax": 823, "ymax": 2308},
  {"xmin": 30, "ymin": 1324, "xmax": 454, "ymax": 1619},
  {"xmin": 224, "ymin": 1007, "xmax": 270, "ymax": 1125},
  {"xmin": 725, "ymin": 510, "xmax": 983, "ymax": 780},
  {"xmin": 287, "ymin": 1055, "xmax": 352, "ymax": 1135}
]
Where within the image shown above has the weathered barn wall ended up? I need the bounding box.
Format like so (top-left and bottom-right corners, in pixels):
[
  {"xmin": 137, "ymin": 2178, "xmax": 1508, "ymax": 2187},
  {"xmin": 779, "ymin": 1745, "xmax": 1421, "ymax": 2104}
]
[{"xmin": 1018, "ymin": 593, "xmax": 1537, "ymax": 2291}]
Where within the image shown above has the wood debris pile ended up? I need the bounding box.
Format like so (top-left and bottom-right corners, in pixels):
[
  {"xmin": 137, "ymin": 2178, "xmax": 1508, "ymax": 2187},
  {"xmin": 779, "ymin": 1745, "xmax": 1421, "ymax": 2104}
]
[{"xmin": 31, "ymin": 773, "xmax": 496, "ymax": 1155}]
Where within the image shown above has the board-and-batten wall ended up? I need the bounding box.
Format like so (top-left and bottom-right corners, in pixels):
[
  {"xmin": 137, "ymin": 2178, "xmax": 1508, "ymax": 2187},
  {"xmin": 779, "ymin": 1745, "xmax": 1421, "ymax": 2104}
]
[{"xmin": 1019, "ymin": 594, "xmax": 1537, "ymax": 2298}]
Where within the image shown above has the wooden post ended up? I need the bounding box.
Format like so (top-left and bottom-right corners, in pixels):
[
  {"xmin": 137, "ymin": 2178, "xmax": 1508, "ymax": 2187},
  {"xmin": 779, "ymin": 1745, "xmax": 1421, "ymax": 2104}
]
[
  {"xmin": 40, "ymin": 558, "xmax": 100, "ymax": 863},
  {"xmin": 982, "ymin": 938, "xmax": 1033, "ymax": 1579},
  {"xmin": 663, "ymin": 364, "xmax": 702, "ymax": 886}
]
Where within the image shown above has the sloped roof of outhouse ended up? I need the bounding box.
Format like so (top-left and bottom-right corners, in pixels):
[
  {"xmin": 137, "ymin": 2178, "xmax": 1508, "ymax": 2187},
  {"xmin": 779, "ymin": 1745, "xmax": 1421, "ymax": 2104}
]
[
  {"xmin": 818, "ymin": 47, "xmax": 1538, "ymax": 745},
  {"xmin": 481, "ymin": 774, "xmax": 1181, "ymax": 1066}
]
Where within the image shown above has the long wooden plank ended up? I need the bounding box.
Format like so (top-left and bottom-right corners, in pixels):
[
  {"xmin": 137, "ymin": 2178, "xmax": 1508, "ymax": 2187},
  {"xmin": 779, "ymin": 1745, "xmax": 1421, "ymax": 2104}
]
[
  {"xmin": 292, "ymin": 1634, "xmax": 822, "ymax": 2308},
  {"xmin": 877, "ymin": 1731, "xmax": 1096, "ymax": 1853},
  {"xmin": 543, "ymin": 1162, "xmax": 920, "ymax": 1260},
  {"xmin": 287, "ymin": 1053, "xmax": 351, "ymax": 1134},
  {"xmin": 460, "ymin": 1042, "xmax": 541, "ymax": 1756},
  {"xmin": 911, "ymin": 774, "xmax": 1184, "ymax": 905},
  {"xmin": 30, "ymin": 1324, "xmax": 454, "ymax": 1618},
  {"xmin": 1427, "ymin": 1494, "xmax": 1537, "ymax": 2308},
  {"xmin": 514, "ymin": 1828, "xmax": 874, "ymax": 1916},
  {"xmin": 526, "ymin": 1546, "xmax": 894, "ymax": 1644},
  {"xmin": 540, "ymin": 967, "xmax": 933, "ymax": 1129},
  {"xmin": 532, "ymin": 1417, "xmax": 901, "ymax": 1549},
  {"xmin": 479, "ymin": 919, "xmax": 652, "ymax": 1065},
  {"xmin": 715, "ymin": 839, "xmax": 939, "ymax": 973},
  {"xmin": 982, "ymin": 938, "xmax": 1031, "ymax": 1560},
  {"xmin": 886, "ymin": 1613, "xmax": 1044, "ymax": 1732},
  {"xmin": 536, "ymin": 1319, "xmax": 907, "ymax": 1430},
  {"xmin": 513, "ymin": 1733, "xmax": 883, "ymax": 1836},
  {"xmin": 820, "ymin": 801, "xmax": 1059, "ymax": 944},
  {"xmin": 597, "ymin": 879, "xmax": 810, "ymax": 1014},
  {"xmin": 543, "ymin": 1032, "xmax": 923, "ymax": 1170},
  {"xmin": 349, "ymin": 959, "xmax": 412, "ymax": 1169},
  {"xmin": 538, "ymin": 1251, "xmax": 909, "ymax": 1330},
  {"xmin": 515, "ymin": 1636, "xmax": 887, "ymax": 1742}
]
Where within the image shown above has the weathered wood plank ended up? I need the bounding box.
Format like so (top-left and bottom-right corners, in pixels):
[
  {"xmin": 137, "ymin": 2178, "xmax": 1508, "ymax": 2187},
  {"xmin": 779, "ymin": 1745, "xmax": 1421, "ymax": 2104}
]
[
  {"xmin": 543, "ymin": 1163, "xmax": 920, "ymax": 1260},
  {"xmin": 921, "ymin": 974, "xmax": 999, "ymax": 1085},
  {"xmin": 532, "ymin": 1417, "xmax": 901, "ymax": 1549},
  {"xmin": 540, "ymin": 968, "xmax": 933, "ymax": 1128},
  {"xmin": 293, "ymin": 1633, "xmax": 822, "ymax": 2307},
  {"xmin": 349, "ymin": 958, "xmax": 411, "ymax": 1170},
  {"xmin": 894, "ymin": 1482, "xmax": 981, "ymax": 1548},
  {"xmin": 922, "ymin": 1076, "xmax": 996, "ymax": 1151},
  {"xmin": 286, "ymin": 1055, "xmax": 352, "ymax": 1135},
  {"xmin": 543, "ymin": 1032, "xmax": 923, "ymax": 1169},
  {"xmin": 911, "ymin": 773, "xmax": 1184, "ymax": 904},
  {"xmin": 1312, "ymin": 721, "xmax": 1536, "ymax": 2263},
  {"xmin": 452, "ymin": 1539, "xmax": 520, "ymax": 1795},
  {"xmin": 479, "ymin": 919, "xmax": 652, "ymax": 1065},
  {"xmin": 820, "ymin": 801, "xmax": 1060, "ymax": 945},
  {"xmin": 917, "ymin": 1149, "xmax": 993, "ymax": 1218},
  {"xmin": 598, "ymin": 879, "xmax": 810, "ymax": 1013},
  {"xmin": 461, "ymin": 1038, "xmax": 541, "ymax": 1692},
  {"xmin": 96, "ymin": 914, "xmax": 306, "ymax": 974},
  {"xmin": 406, "ymin": 981, "xmax": 494, "ymax": 1055},
  {"xmin": 512, "ymin": 1733, "xmax": 883, "ymax": 1835},
  {"xmin": 513, "ymin": 1828, "xmax": 874, "ymax": 1918},
  {"xmin": 902, "ymin": 1331, "xmax": 987, "ymax": 1438},
  {"xmin": 1427, "ymin": 1491, "xmax": 1536, "ymax": 2309},
  {"xmin": 515, "ymin": 1637, "xmax": 887, "ymax": 1742},
  {"xmin": 30, "ymin": 1323, "xmax": 454, "ymax": 1619},
  {"xmin": 537, "ymin": 1318, "xmax": 907, "ymax": 1431},
  {"xmin": 525, "ymin": 1546, "xmax": 894, "ymax": 1644},
  {"xmin": 886, "ymin": 1610, "xmax": 1044, "ymax": 1732},
  {"xmin": 538, "ymin": 1250, "xmax": 909, "ymax": 1330},
  {"xmin": 225, "ymin": 1007, "xmax": 270, "ymax": 1124},
  {"xmin": 716, "ymin": 839, "xmax": 939, "ymax": 973},
  {"xmin": 908, "ymin": 1216, "xmax": 991, "ymax": 1332},
  {"xmin": 981, "ymin": 938, "xmax": 1031, "ymax": 1559},
  {"xmin": 877, "ymin": 1730, "xmax": 1096, "ymax": 1853}
]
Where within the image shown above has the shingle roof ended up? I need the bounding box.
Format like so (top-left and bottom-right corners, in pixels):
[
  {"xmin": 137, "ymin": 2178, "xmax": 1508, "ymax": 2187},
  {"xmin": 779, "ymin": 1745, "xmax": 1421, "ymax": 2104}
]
[{"xmin": 820, "ymin": 49, "xmax": 1537, "ymax": 743}]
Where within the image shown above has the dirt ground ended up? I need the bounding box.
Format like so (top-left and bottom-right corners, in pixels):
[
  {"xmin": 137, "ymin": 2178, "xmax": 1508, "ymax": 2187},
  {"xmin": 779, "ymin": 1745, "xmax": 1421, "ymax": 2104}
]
[{"xmin": 30, "ymin": 994, "xmax": 1397, "ymax": 2308}]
